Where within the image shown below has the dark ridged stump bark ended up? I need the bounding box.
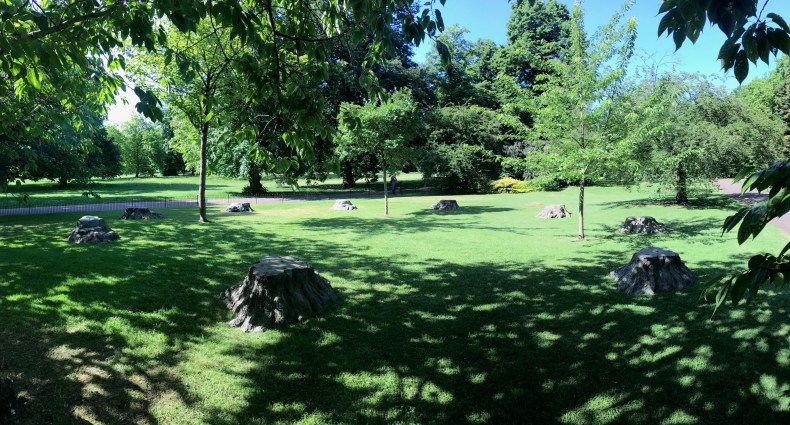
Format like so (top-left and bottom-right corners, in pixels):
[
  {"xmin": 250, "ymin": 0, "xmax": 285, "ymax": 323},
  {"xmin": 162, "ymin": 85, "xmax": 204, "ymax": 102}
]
[
  {"xmin": 121, "ymin": 207, "xmax": 163, "ymax": 220},
  {"xmin": 612, "ymin": 247, "xmax": 695, "ymax": 295},
  {"xmin": 222, "ymin": 256, "xmax": 338, "ymax": 332},
  {"xmin": 432, "ymin": 200, "xmax": 459, "ymax": 210},
  {"xmin": 617, "ymin": 216, "xmax": 671, "ymax": 234}
]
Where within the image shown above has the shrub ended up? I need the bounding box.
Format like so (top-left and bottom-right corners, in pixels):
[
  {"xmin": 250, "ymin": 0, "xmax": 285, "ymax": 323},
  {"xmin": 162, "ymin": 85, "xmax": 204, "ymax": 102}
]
[
  {"xmin": 241, "ymin": 184, "xmax": 268, "ymax": 196},
  {"xmin": 419, "ymin": 144, "xmax": 502, "ymax": 193},
  {"xmin": 491, "ymin": 177, "xmax": 535, "ymax": 193},
  {"xmin": 527, "ymin": 176, "xmax": 562, "ymax": 191}
]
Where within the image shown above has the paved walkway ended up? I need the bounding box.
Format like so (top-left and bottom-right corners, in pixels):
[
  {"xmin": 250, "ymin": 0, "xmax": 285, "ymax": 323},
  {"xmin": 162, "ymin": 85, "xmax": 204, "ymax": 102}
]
[{"xmin": 715, "ymin": 179, "xmax": 790, "ymax": 237}]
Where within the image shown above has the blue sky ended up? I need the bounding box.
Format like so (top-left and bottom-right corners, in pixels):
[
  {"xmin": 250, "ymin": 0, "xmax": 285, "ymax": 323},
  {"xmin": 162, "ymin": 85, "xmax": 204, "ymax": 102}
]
[{"xmin": 412, "ymin": 0, "xmax": 790, "ymax": 90}]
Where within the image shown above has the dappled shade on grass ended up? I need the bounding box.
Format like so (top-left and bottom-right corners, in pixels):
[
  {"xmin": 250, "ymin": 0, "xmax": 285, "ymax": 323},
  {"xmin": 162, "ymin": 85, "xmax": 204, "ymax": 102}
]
[{"xmin": 0, "ymin": 187, "xmax": 789, "ymax": 424}]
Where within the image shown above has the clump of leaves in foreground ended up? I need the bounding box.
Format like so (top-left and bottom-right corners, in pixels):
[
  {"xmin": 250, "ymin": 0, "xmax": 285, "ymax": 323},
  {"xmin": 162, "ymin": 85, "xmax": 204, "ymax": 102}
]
[{"xmin": 704, "ymin": 162, "xmax": 790, "ymax": 311}]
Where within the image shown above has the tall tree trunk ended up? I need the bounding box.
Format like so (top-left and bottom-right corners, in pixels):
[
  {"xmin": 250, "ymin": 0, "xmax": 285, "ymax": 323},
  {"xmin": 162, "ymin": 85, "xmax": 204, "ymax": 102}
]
[
  {"xmin": 341, "ymin": 160, "xmax": 355, "ymax": 188},
  {"xmin": 383, "ymin": 165, "xmax": 388, "ymax": 216},
  {"xmin": 247, "ymin": 161, "xmax": 264, "ymax": 195},
  {"xmin": 198, "ymin": 122, "xmax": 209, "ymax": 223},
  {"xmin": 578, "ymin": 173, "xmax": 585, "ymax": 240},
  {"xmin": 58, "ymin": 176, "xmax": 68, "ymax": 188},
  {"xmin": 675, "ymin": 164, "xmax": 689, "ymax": 204}
]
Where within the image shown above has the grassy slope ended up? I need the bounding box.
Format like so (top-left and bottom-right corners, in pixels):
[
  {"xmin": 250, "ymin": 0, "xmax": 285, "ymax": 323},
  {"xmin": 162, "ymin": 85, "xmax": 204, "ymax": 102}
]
[
  {"xmin": 1, "ymin": 174, "xmax": 425, "ymax": 207},
  {"xmin": 1, "ymin": 187, "xmax": 789, "ymax": 424}
]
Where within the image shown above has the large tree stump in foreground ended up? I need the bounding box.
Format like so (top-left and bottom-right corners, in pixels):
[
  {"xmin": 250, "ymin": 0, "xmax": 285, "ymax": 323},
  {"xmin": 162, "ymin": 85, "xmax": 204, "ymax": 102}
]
[
  {"xmin": 66, "ymin": 216, "xmax": 120, "ymax": 244},
  {"xmin": 332, "ymin": 199, "xmax": 357, "ymax": 210},
  {"xmin": 617, "ymin": 216, "xmax": 670, "ymax": 234},
  {"xmin": 432, "ymin": 200, "xmax": 459, "ymax": 210},
  {"xmin": 536, "ymin": 204, "xmax": 571, "ymax": 219},
  {"xmin": 224, "ymin": 203, "xmax": 254, "ymax": 213},
  {"xmin": 121, "ymin": 207, "xmax": 163, "ymax": 220},
  {"xmin": 0, "ymin": 378, "xmax": 17, "ymax": 420},
  {"xmin": 611, "ymin": 247, "xmax": 695, "ymax": 295},
  {"xmin": 222, "ymin": 256, "xmax": 338, "ymax": 332}
]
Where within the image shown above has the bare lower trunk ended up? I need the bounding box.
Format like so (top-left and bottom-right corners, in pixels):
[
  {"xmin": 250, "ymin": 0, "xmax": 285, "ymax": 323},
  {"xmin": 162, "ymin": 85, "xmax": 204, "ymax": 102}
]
[
  {"xmin": 675, "ymin": 165, "xmax": 688, "ymax": 204},
  {"xmin": 58, "ymin": 176, "xmax": 68, "ymax": 188},
  {"xmin": 198, "ymin": 122, "xmax": 209, "ymax": 223},
  {"xmin": 383, "ymin": 166, "xmax": 388, "ymax": 216},
  {"xmin": 246, "ymin": 162, "xmax": 264, "ymax": 195},
  {"xmin": 578, "ymin": 175, "xmax": 585, "ymax": 240},
  {"xmin": 341, "ymin": 160, "xmax": 355, "ymax": 188}
]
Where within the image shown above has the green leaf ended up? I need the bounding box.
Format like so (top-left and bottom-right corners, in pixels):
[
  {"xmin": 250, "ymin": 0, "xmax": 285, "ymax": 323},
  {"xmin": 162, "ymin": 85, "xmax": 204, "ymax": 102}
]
[
  {"xmin": 733, "ymin": 50, "xmax": 749, "ymax": 82},
  {"xmin": 774, "ymin": 272, "xmax": 786, "ymax": 287},
  {"xmin": 435, "ymin": 9, "xmax": 444, "ymax": 32},
  {"xmin": 731, "ymin": 272, "xmax": 751, "ymax": 304},
  {"xmin": 742, "ymin": 28, "xmax": 758, "ymax": 63},
  {"xmin": 767, "ymin": 13, "xmax": 790, "ymax": 32}
]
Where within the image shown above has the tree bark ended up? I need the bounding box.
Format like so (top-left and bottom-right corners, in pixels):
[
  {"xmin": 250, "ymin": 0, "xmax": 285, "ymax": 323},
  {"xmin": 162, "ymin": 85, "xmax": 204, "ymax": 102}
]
[
  {"xmin": 58, "ymin": 176, "xmax": 68, "ymax": 188},
  {"xmin": 341, "ymin": 160, "xmax": 355, "ymax": 188},
  {"xmin": 198, "ymin": 121, "xmax": 209, "ymax": 223},
  {"xmin": 246, "ymin": 161, "xmax": 264, "ymax": 195},
  {"xmin": 578, "ymin": 175, "xmax": 585, "ymax": 240},
  {"xmin": 675, "ymin": 164, "xmax": 689, "ymax": 204},
  {"xmin": 383, "ymin": 163, "xmax": 389, "ymax": 216}
]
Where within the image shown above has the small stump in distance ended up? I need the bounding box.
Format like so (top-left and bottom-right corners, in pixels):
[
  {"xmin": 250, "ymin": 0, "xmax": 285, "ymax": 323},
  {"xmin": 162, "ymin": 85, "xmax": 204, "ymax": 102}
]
[
  {"xmin": 121, "ymin": 207, "xmax": 163, "ymax": 220},
  {"xmin": 617, "ymin": 216, "xmax": 670, "ymax": 234},
  {"xmin": 537, "ymin": 204, "xmax": 571, "ymax": 219},
  {"xmin": 332, "ymin": 199, "xmax": 357, "ymax": 211},
  {"xmin": 612, "ymin": 247, "xmax": 695, "ymax": 295},
  {"xmin": 222, "ymin": 256, "xmax": 338, "ymax": 332},
  {"xmin": 224, "ymin": 202, "xmax": 254, "ymax": 213},
  {"xmin": 66, "ymin": 216, "xmax": 120, "ymax": 244},
  {"xmin": 432, "ymin": 200, "xmax": 459, "ymax": 210}
]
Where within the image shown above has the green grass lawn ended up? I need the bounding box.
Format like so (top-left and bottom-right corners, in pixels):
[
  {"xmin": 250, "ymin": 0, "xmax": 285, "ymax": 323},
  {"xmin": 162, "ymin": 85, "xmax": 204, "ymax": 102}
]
[
  {"xmin": 1, "ymin": 187, "xmax": 790, "ymax": 424},
  {"xmin": 1, "ymin": 173, "xmax": 425, "ymax": 208}
]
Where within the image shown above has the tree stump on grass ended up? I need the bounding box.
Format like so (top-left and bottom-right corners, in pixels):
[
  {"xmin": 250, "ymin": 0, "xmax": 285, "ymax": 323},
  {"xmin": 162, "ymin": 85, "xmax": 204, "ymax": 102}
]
[
  {"xmin": 332, "ymin": 200, "xmax": 357, "ymax": 210},
  {"xmin": 222, "ymin": 256, "xmax": 338, "ymax": 332},
  {"xmin": 66, "ymin": 216, "xmax": 120, "ymax": 244},
  {"xmin": 617, "ymin": 216, "xmax": 670, "ymax": 234},
  {"xmin": 224, "ymin": 203, "xmax": 254, "ymax": 213},
  {"xmin": 536, "ymin": 204, "xmax": 571, "ymax": 218},
  {"xmin": 0, "ymin": 378, "xmax": 17, "ymax": 420},
  {"xmin": 611, "ymin": 247, "xmax": 695, "ymax": 295},
  {"xmin": 120, "ymin": 207, "xmax": 163, "ymax": 220},
  {"xmin": 432, "ymin": 200, "xmax": 459, "ymax": 210}
]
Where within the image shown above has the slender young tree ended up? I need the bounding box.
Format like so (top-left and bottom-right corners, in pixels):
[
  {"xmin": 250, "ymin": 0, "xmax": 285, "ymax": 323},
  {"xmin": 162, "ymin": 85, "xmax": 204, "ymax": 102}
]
[
  {"xmin": 533, "ymin": 1, "xmax": 637, "ymax": 240},
  {"xmin": 337, "ymin": 89, "xmax": 418, "ymax": 215}
]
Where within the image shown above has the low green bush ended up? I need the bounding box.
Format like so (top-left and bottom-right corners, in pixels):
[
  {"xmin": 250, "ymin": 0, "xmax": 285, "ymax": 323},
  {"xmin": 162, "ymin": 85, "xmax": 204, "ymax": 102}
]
[{"xmin": 527, "ymin": 176, "xmax": 562, "ymax": 191}]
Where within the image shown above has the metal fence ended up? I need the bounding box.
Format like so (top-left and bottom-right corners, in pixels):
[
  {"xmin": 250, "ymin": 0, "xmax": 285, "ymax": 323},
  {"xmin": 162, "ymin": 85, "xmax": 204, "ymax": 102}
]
[
  {"xmin": 0, "ymin": 197, "xmax": 198, "ymax": 217},
  {"xmin": 0, "ymin": 187, "xmax": 430, "ymax": 217}
]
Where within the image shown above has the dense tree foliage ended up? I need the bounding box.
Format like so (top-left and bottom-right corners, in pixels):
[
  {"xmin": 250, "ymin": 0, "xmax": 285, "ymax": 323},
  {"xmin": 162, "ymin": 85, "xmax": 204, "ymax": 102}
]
[
  {"xmin": 493, "ymin": 0, "xmax": 570, "ymax": 90},
  {"xmin": 109, "ymin": 116, "xmax": 167, "ymax": 178},
  {"xmin": 531, "ymin": 2, "xmax": 637, "ymax": 240},
  {"xmin": 631, "ymin": 73, "xmax": 785, "ymax": 203},
  {"xmin": 338, "ymin": 89, "xmax": 418, "ymax": 215}
]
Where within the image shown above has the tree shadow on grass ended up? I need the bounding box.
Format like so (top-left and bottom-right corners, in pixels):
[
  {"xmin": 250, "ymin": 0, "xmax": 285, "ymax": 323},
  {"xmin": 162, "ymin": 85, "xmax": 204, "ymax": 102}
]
[
  {"xmin": 406, "ymin": 206, "xmax": 517, "ymax": 217},
  {"xmin": 1, "ymin": 210, "xmax": 789, "ymax": 424},
  {"xmin": 600, "ymin": 194, "xmax": 745, "ymax": 211},
  {"xmin": 595, "ymin": 217, "xmax": 730, "ymax": 250},
  {"xmin": 194, "ymin": 247, "xmax": 790, "ymax": 424}
]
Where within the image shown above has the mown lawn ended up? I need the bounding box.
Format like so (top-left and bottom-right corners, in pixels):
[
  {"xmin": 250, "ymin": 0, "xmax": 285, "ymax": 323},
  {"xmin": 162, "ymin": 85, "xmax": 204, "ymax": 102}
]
[
  {"xmin": 1, "ymin": 187, "xmax": 789, "ymax": 424},
  {"xmin": 1, "ymin": 173, "xmax": 425, "ymax": 208}
]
